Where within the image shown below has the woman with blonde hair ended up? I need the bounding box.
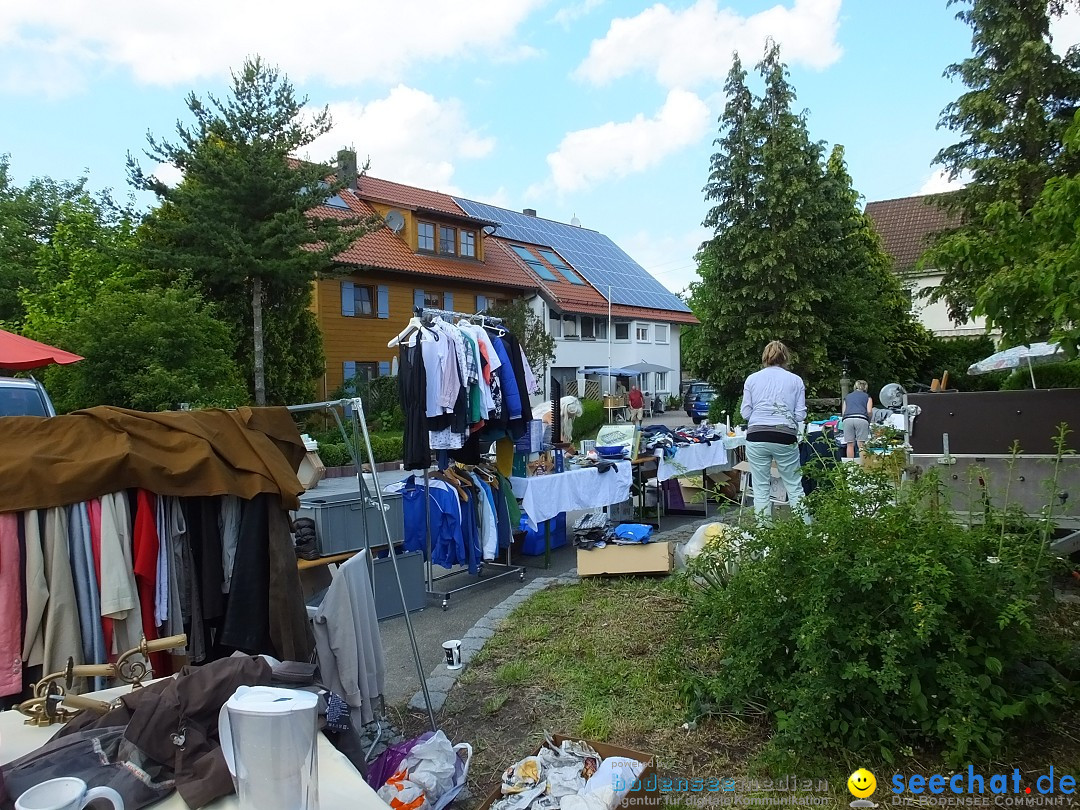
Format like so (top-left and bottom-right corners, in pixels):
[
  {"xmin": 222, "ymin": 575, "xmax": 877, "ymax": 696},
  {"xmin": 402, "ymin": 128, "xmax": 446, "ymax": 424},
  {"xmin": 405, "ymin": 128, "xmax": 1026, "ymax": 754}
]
[
  {"xmin": 739, "ymin": 340, "xmax": 810, "ymax": 523},
  {"xmin": 842, "ymin": 379, "xmax": 873, "ymax": 460}
]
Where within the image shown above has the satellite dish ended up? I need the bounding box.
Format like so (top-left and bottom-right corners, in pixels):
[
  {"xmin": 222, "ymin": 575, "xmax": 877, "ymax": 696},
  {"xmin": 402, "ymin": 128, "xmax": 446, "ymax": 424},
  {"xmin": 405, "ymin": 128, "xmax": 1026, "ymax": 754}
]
[
  {"xmin": 879, "ymin": 383, "xmax": 907, "ymax": 409},
  {"xmin": 384, "ymin": 210, "xmax": 405, "ymax": 233}
]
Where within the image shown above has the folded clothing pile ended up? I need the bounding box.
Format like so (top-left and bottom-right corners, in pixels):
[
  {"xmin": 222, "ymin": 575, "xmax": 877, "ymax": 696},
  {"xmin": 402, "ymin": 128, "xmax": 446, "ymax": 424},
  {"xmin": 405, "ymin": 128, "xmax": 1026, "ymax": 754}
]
[{"xmin": 493, "ymin": 737, "xmax": 645, "ymax": 810}]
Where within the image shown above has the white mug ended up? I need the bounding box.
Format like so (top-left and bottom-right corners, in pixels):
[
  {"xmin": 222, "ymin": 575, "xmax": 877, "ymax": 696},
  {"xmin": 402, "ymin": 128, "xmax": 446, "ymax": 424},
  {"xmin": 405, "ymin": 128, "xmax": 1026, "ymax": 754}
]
[
  {"xmin": 442, "ymin": 639, "xmax": 462, "ymax": 670},
  {"xmin": 15, "ymin": 777, "xmax": 124, "ymax": 810}
]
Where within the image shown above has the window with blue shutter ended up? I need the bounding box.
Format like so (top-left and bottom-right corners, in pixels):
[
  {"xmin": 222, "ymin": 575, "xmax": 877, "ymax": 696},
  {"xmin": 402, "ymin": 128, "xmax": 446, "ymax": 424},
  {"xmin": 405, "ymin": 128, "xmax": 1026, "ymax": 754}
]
[
  {"xmin": 343, "ymin": 361, "xmax": 357, "ymax": 388},
  {"xmin": 414, "ymin": 289, "xmax": 425, "ymax": 312},
  {"xmin": 378, "ymin": 361, "xmax": 391, "ymax": 377},
  {"xmin": 476, "ymin": 294, "xmax": 488, "ymax": 312},
  {"xmin": 377, "ymin": 285, "xmax": 389, "ymax": 319},
  {"xmin": 444, "ymin": 292, "xmax": 453, "ymax": 312},
  {"xmin": 341, "ymin": 282, "xmax": 355, "ymax": 316}
]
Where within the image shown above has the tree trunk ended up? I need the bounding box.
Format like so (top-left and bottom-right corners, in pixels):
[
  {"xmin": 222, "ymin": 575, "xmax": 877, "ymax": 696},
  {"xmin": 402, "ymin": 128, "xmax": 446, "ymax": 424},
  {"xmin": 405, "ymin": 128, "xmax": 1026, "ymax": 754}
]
[{"xmin": 252, "ymin": 276, "xmax": 266, "ymax": 406}]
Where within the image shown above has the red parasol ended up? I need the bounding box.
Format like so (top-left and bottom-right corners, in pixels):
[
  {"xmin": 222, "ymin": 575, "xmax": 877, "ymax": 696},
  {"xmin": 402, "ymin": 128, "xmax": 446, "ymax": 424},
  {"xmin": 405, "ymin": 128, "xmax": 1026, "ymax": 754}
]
[{"xmin": 0, "ymin": 328, "xmax": 83, "ymax": 371}]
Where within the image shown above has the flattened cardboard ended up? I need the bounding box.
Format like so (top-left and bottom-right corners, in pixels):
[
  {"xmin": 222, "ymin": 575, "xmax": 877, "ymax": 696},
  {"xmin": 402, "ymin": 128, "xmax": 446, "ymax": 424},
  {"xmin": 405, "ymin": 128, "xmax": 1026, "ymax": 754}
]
[
  {"xmin": 577, "ymin": 541, "xmax": 672, "ymax": 577},
  {"xmin": 298, "ymin": 450, "xmax": 326, "ymax": 490},
  {"xmin": 476, "ymin": 734, "xmax": 661, "ymax": 810}
]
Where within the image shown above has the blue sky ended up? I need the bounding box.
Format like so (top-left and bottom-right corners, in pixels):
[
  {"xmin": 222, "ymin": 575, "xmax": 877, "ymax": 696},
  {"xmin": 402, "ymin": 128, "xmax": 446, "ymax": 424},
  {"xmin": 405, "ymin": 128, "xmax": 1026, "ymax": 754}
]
[{"xmin": 2, "ymin": 0, "xmax": 1078, "ymax": 296}]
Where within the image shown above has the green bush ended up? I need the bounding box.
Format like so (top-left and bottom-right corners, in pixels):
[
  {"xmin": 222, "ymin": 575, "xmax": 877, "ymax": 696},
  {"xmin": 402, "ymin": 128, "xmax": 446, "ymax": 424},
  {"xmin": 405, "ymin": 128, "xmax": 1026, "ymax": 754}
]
[
  {"xmin": 1001, "ymin": 359, "xmax": 1080, "ymax": 390},
  {"xmin": 317, "ymin": 443, "xmax": 352, "ymax": 468},
  {"xmin": 572, "ymin": 399, "xmax": 606, "ymax": 441},
  {"xmin": 317, "ymin": 435, "xmax": 404, "ymax": 468},
  {"xmin": 707, "ymin": 398, "xmax": 726, "ymax": 424},
  {"xmin": 672, "ymin": 461, "xmax": 1076, "ymax": 767}
]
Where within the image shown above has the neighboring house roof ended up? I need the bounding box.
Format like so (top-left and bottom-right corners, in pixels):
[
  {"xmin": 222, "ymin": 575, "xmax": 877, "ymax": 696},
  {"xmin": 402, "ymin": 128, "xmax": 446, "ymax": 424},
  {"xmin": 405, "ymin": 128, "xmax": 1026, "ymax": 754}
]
[
  {"xmin": 317, "ymin": 190, "xmax": 537, "ymax": 290},
  {"xmin": 864, "ymin": 193, "xmax": 962, "ymax": 273}
]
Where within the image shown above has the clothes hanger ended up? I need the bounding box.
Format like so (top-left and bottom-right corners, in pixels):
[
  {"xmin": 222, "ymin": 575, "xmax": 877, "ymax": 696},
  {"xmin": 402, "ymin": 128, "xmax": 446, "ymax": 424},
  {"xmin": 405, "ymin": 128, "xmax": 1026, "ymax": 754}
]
[
  {"xmin": 387, "ymin": 316, "xmax": 423, "ymax": 348},
  {"xmin": 432, "ymin": 469, "xmax": 468, "ymax": 501}
]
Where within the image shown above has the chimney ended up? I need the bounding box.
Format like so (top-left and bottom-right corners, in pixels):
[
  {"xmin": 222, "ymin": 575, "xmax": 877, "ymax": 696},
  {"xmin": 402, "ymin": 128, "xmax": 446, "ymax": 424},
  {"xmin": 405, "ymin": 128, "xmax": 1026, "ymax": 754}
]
[
  {"xmin": 523, "ymin": 208, "xmax": 537, "ymax": 217},
  {"xmin": 337, "ymin": 149, "xmax": 358, "ymax": 190}
]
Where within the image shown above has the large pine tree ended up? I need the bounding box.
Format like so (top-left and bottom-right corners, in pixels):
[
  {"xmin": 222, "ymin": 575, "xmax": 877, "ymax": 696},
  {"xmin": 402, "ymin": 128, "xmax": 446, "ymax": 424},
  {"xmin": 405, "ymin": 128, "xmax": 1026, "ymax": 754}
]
[
  {"xmin": 690, "ymin": 44, "xmax": 927, "ymax": 405},
  {"xmin": 130, "ymin": 57, "xmax": 375, "ymax": 405},
  {"xmin": 923, "ymin": 0, "xmax": 1080, "ymax": 324}
]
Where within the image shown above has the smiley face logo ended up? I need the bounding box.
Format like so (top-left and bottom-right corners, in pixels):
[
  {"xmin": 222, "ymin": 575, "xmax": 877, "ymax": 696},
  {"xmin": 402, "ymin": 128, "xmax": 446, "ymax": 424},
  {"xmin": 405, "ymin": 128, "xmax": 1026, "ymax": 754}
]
[{"xmin": 848, "ymin": 768, "xmax": 876, "ymax": 799}]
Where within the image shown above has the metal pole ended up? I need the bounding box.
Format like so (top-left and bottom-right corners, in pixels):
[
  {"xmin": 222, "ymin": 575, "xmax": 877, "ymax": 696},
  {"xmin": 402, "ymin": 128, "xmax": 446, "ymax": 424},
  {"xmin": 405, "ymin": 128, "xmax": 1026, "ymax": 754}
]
[
  {"xmin": 350, "ymin": 397, "xmax": 438, "ymax": 732},
  {"xmin": 607, "ymin": 285, "xmax": 612, "ymax": 397}
]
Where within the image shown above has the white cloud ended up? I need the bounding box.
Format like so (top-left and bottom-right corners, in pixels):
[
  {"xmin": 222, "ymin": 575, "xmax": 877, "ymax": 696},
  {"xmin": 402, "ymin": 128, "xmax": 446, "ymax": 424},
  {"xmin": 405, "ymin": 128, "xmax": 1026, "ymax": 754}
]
[
  {"xmin": 917, "ymin": 169, "xmax": 966, "ymax": 196},
  {"xmin": 1051, "ymin": 6, "xmax": 1080, "ymax": 55},
  {"xmin": 574, "ymin": 0, "xmax": 843, "ymax": 88},
  {"xmin": 151, "ymin": 162, "xmax": 184, "ymax": 188},
  {"xmin": 0, "ymin": 0, "xmax": 546, "ymax": 94},
  {"xmin": 621, "ymin": 225, "xmax": 711, "ymax": 295},
  {"xmin": 538, "ymin": 88, "xmax": 711, "ymax": 195},
  {"xmin": 303, "ymin": 85, "xmax": 495, "ymax": 193},
  {"xmin": 553, "ymin": 0, "xmax": 605, "ymax": 28}
]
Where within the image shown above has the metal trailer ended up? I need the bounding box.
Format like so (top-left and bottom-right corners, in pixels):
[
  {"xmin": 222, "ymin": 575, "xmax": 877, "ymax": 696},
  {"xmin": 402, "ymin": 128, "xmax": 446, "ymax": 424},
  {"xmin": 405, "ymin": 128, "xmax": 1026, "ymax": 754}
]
[{"xmin": 906, "ymin": 390, "xmax": 1080, "ymax": 545}]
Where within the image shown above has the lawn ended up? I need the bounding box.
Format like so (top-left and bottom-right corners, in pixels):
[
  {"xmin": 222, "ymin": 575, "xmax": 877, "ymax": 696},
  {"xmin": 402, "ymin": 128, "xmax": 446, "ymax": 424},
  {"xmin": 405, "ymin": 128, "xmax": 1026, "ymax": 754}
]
[{"xmin": 400, "ymin": 576, "xmax": 1080, "ymax": 810}]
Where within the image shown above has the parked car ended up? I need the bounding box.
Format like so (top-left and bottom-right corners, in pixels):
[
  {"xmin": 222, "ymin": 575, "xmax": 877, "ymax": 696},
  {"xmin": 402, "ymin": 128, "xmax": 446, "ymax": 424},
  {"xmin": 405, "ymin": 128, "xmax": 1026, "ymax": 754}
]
[
  {"xmin": 0, "ymin": 376, "xmax": 57, "ymax": 417},
  {"xmin": 690, "ymin": 388, "xmax": 716, "ymax": 424},
  {"xmin": 682, "ymin": 381, "xmax": 712, "ymax": 417}
]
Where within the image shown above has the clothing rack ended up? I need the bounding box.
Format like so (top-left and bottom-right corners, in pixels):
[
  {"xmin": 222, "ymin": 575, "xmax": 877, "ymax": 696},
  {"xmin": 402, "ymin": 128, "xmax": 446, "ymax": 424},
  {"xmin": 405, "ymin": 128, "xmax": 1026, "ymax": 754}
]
[
  {"xmin": 285, "ymin": 398, "xmax": 436, "ymax": 733},
  {"xmin": 417, "ymin": 305, "xmax": 503, "ymax": 326},
  {"xmin": 422, "ymin": 459, "xmax": 524, "ymax": 611}
]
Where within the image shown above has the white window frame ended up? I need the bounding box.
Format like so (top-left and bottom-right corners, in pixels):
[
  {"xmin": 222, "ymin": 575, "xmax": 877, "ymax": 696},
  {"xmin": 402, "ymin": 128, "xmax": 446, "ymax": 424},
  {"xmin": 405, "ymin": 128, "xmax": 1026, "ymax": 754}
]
[
  {"xmin": 655, "ymin": 324, "xmax": 669, "ymax": 344},
  {"xmin": 656, "ymin": 371, "xmax": 668, "ymax": 392},
  {"xmin": 635, "ymin": 322, "xmax": 650, "ymax": 343},
  {"xmin": 581, "ymin": 316, "xmax": 595, "ymax": 341},
  {"xmin": 614, "ymin": 322, "xmax": 631, "ymax": 343},
  {"xmin": 596, "ymin": 319, "xmax": 608, "ymax": 340},
  {"xmin": 549, "ymin": 311, "xmax": 562, "ymax": 339}
]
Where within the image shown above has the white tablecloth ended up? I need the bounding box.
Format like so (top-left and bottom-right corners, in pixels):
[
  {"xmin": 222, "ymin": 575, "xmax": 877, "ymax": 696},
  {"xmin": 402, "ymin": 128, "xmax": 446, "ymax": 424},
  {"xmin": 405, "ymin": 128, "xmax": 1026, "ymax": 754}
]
[
  {"xmin": 511, "ymin": 462, "xmax": 633, "ymax": 528},
  {"xmin": 653, "ymin": 442, "xmax": 730, "ymax": 481},
  {"xmin": 0, "ymin": 681, "xmax": 385, "ymax": 810}
]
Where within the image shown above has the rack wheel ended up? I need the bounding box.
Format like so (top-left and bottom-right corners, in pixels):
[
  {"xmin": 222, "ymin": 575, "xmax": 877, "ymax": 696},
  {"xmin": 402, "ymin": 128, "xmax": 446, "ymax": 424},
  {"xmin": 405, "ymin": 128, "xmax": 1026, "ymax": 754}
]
[
  {"xmin": 442, "ymin": 599, "xmax": 449, "ymax": 610},
  {"xmin": 518, "ymin": 571, "xmax": 525, "ymax": 582}
]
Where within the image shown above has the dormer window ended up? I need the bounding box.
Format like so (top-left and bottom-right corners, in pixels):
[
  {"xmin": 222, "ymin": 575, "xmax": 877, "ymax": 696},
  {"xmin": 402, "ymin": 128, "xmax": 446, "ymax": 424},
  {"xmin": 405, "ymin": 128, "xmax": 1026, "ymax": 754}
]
[
  {"xmin": 418, "ymin": 221, "xmax": 435, "ymax": 252},
  {"xmin": 460, "ymin": 230, "xmax": 476, "ymax": 258},
  {"xmin": 439, "ymin": 225, "xmax": 456, "ymax": 255}
]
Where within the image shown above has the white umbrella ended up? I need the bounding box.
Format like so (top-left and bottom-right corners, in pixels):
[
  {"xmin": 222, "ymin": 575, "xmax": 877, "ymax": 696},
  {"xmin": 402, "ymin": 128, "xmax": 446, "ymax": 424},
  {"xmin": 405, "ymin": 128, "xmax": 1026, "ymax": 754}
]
[{"xmin": 966, "ymin": 341, "xmax": 1066, "ymax": 388}]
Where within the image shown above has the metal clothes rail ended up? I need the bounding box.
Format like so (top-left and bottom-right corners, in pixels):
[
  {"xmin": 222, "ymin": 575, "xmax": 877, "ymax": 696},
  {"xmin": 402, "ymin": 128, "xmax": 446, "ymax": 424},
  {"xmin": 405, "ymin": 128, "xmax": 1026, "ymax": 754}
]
[{"xmin": 285, "ymin": 397, "xmax": 436, "ymax": 732}]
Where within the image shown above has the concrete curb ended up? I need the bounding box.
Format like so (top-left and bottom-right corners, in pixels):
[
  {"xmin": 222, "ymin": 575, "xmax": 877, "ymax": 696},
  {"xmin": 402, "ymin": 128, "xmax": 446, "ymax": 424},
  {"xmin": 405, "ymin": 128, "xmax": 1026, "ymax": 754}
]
[{"xmin": 408, "ymin": 569, "xmax": 580, "ymax": 712}]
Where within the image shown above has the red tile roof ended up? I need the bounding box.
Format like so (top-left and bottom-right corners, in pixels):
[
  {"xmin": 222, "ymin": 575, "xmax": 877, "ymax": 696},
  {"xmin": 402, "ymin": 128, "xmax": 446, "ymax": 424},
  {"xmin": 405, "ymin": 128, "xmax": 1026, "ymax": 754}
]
[
  {"xmin": 354, "ymin": 175, "xmax": 473, "ymax": 218},
  {"xmin": 612, "ymin": 305, "xmax": 698, "ymax": 325},
  {"xmin": 864, "ymin": 193, "xmax": 962, "ymax": 272},
  {"xmin": 316, "ymin": 191, "xmax": 536, "ymax": 290}
]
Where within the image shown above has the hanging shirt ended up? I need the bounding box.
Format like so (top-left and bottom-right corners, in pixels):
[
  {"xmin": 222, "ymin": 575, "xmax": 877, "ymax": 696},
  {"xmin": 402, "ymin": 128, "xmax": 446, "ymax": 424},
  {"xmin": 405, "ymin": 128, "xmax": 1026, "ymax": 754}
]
[
  {"xmin": 133, "ymin": 491, "xmax": 166, "ymax": 675},
  {"xmin": 22, "ymin": 510, "xmax": 47, "ymax": 668},
  {"xmin": 99, "ymin": 492, "xmax": 144, "ymax": 658},
  {"xmin": 164, "ymin": 498, "xmax": 187, "ymax": 639},
  {"xmin": 68, "ymin": 502, "xmax": 107, "ymax": 674},
  {"xmin": 520, "ymin": 346, "xmax": 539, "ymax": 396},
  {"xmin": 0, "ymin": 513, "xmax": 23, "ymax": 697},
  {"xmin": 154, "ymin": 495, "xmax": 170, "ymax": 626},
  {"xmin": 490, "ymin": 335, "xmax": 522, "ymax": 420},
  {"xmin": 219, "ymin": 495, "xmax": 242, "ymax": 593},
  {"xmin": 469, "ymin": 473, "xmax": 499, "ymax": 561},
  {"xmin": 418, "ymin": 327, "xmax": 449, "ymax": 419},
  {"xmin": 42, "ymin": 507, "xmax": 86, "ymax": 692}
]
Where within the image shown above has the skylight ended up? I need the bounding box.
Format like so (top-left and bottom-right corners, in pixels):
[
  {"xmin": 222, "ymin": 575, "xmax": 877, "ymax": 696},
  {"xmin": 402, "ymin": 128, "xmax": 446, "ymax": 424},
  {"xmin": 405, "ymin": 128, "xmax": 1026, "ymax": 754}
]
[
  {"xmin": 509, "ymin": 244, "xmax": 557, "ymax": 281},
  {"xmin": 539, "ymin": 249, "xmax": 585, "ymax": 285}
]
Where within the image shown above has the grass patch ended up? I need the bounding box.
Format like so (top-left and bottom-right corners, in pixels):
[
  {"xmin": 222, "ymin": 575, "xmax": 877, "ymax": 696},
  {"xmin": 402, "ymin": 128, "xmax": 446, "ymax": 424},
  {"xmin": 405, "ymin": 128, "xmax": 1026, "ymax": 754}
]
[{"xmin": 400, "ymin": 578, "xmax": 1080, "ymax": 810}]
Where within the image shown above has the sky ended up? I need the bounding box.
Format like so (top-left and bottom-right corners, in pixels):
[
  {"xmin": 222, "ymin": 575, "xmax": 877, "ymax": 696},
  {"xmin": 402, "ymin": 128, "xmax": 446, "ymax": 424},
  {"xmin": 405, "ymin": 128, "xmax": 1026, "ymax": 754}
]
[{"xmin": 2, "ymin": 0, "xmax": 1079, "ymax": 297}]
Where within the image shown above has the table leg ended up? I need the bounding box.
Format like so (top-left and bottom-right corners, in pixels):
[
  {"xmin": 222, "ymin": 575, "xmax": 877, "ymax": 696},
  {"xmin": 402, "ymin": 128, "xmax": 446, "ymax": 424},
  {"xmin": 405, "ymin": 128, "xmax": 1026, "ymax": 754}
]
[{"xmin": 544, "ymin": 520, "xmax": 551, "ymax": 569}]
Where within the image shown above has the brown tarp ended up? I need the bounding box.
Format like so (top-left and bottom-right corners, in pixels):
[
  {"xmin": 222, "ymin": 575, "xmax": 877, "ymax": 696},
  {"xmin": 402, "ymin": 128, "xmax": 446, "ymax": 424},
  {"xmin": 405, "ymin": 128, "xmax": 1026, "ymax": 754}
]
[{"xmin": 0, "ymin": 406, "xmax": 307, "ymax": 513}]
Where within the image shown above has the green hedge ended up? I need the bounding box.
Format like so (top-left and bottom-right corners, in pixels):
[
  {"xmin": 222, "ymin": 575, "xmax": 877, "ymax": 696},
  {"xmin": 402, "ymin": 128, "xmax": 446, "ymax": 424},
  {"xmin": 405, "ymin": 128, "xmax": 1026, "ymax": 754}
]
[
  {"xmin": 1001, "ymin": 359, "xmax": 1080, "ymax": 390},
  {"xmin": 572, "ymin": 399, "xmax": 606, "ymax": 441},
  {"xmin": 317, "ymin": 435, "xmax": 405, "ymax": 467}
]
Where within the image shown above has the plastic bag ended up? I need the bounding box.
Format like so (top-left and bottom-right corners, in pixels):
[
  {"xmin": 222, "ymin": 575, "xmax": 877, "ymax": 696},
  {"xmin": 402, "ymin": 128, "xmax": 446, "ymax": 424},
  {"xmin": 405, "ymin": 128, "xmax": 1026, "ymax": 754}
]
[
  {"xmin": 378, "ymin": 768, "xmax": 432, "ymax": 810},
  {"xmin": 367, "ymin": 732, "xmax": 432, "ymax": 789},
  {"xmin": 403, "ymin": 731, "xmax": 459, "ymax": 801}
]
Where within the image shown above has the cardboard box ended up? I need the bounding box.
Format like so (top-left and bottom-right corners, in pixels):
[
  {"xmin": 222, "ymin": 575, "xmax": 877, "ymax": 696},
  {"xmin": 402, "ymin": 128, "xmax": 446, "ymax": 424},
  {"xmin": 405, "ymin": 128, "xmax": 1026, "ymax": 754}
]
[
  {"xmin": 577, "ymin": 541, "xmax": 672, "ymax": 577},
  {"xmin": 476, "ymin": 734, "xmax": 661, "ymax": 810},
  {"xmin": 297, "ymin": 450, "xmax": 326, "ymax": 490}
]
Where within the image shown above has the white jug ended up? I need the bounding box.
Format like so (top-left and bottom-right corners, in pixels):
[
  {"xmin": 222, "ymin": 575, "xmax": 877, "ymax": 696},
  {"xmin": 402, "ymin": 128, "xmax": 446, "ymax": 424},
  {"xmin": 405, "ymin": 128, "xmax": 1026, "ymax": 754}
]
[{"xmin": 218, "ymin": 686, "xmax": 319, "ymax": 810}]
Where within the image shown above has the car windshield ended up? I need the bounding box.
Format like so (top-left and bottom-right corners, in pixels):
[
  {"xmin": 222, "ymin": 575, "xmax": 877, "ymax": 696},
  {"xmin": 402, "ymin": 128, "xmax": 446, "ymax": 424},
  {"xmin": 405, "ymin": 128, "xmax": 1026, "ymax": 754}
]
[{"xmin": 0, "ymin": 386, "xmax": 48, "ymax": 417}]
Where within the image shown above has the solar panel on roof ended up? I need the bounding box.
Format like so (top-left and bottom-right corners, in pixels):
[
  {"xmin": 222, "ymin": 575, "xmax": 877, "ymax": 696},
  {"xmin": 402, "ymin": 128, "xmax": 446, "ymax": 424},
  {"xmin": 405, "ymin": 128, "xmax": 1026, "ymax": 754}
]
[{"xmin": 453, "ymin": 198, "xmax": 691, "ymax": 312}]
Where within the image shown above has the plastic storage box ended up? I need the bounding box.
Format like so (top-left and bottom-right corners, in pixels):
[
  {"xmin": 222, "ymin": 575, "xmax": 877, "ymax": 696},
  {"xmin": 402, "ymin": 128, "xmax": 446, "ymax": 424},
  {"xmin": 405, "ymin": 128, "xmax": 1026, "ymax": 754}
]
[{"xmin": 296, "ymin": 488, "xmax": 405, "ymax": 556}]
